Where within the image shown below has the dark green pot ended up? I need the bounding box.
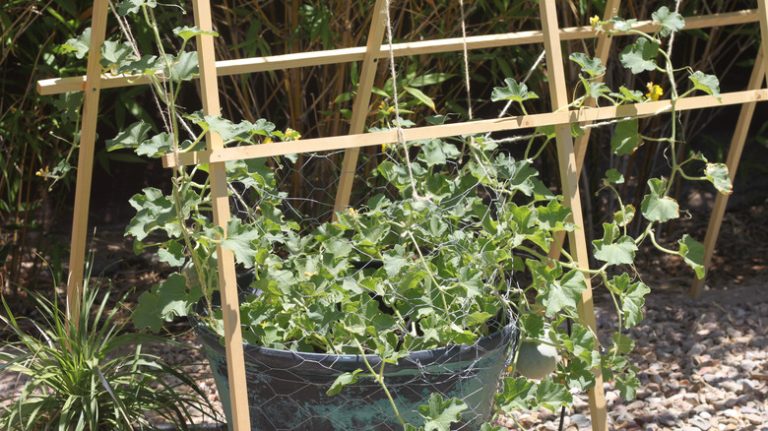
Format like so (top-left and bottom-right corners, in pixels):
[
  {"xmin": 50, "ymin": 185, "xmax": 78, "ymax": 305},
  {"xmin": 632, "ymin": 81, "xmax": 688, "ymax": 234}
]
[{"xmin": 194, "ymin": 318, "xmax": 517, "ymax": 431}]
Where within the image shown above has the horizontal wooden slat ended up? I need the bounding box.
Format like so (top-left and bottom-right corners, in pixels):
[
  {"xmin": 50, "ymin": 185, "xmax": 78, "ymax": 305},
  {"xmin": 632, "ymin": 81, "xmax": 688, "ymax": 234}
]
[
  {"xmin": 162, "ymin": 88, "xmax": 768, "ymax": 168},
  {"xmin": 38, "ymin": 9, "xmax": 758, "ymax": 96}
]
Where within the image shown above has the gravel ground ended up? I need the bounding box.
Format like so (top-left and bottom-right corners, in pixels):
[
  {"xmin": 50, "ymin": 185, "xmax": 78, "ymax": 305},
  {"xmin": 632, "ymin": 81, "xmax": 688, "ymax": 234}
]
[
  {"xmin": 2, "ymin": 279, "xmax": 766, "ymax": 430},
  {"xmin": 55, "ymin": 278, "xmax": 761, "ymax": 430},
  {"xmin": 505, "ymin": 282, "xmax": 768, "ymax": 430}
]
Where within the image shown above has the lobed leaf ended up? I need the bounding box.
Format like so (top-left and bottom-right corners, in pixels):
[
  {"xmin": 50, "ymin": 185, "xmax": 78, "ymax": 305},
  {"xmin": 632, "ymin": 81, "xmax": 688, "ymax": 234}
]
[
  {"xmin": 652, "ymin": 6, "xmax": 685, "ymax": 37},
  {"xmin": 640, "ymin": 178, "xmax": 679, "ymax": 222},
  {"xmin": 491, "ymin": 78, "xmax": 539, "ymax": 103},
  {"xmin": 704, "ymin": 163, "xmax": 732, "ymax": 194},
  {"xmin": 620, "ymin": 38, "xmax": 659, "ymax": 74}
]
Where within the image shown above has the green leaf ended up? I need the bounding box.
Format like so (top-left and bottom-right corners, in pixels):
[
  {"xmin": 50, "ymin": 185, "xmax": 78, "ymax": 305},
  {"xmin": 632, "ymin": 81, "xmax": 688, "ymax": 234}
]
[
  {"xmin": 536, "ymin": 200, "xmax": 571, "ymax": 231},
  {"xmin": 704, "ymin": 163, "xmax": 732, "ymax": 194},
  {"xmin": 465, "ymin": 311, "xmax": 494, "ymax": 327},
  {"xmin": 617, "ymin": 85, "xmax": 645, "ymax": 103},
  {"xmin": 157, "ymin": 241, "xmax": 186, "ymax": 267},
  {"xmin": 610, "ymin": 17, "xmax": 638, "ymax": 32},
  {"xmin": 126, "ymin": 187, "xmax": 181, "ymax": 240},
  {"xmin": 640, "ymin": 178, "xmax": 679, "ymax": 222},
  {"xmin": 620, "ymin": 38, "xmax": 659, "ymax": 74},
  {"xmin": 136, "ymin": 132, "xmax": 172, "ymax": 158},
  {"xmin": 611, "ymin": 274, "xmax": 650, "ymax": 328},
  {"xmin": 404, "ymin": 86, "xmax": 436, "ymax": 111},
  {"xmin": 479, "ymin": 424, "xmax": 505, "ymax": 431},
  {"xmin": 326, "ymin": 370, "xmax": 362, "ymax": 396},
  {"xmin": 611, "ymin": 119, "xmax": 640, "ymax": 156},
  {"xmin": 118, "ymin": 55, "xmax": 160, "ymax": 75},
  {"xmin": 679, "ymin": 234, "xmax": 705, "ymax": 279},
  {"xmin": 605, "ymin": 168, "xmax": 625, "ymax": 184},
  {"xmin": 418, "ymin": 394, "xmax": 467, "ymax": 431},
  {"xmin": 173, "ymin": 26, "xmax": 219, "ymax": 43},
  {"xmin": 168, "ymin": 51, "xmax": 199, "ymax": 82},
  {"xmin": 491, "ymin": 78, "xmax": 539, "ymax": 103},
  {"xmin": 569, "ymin": 52, "xmax": 606, "ymax": 77},
  {"xmin": 383, "ymin": 254, "xmax": 408, "ymax": 278},
  {"xmin": 543, "ymin": 270, "xmax": 587, "ymax": 317},
  {"xmin": 106, "ymin": 122, "xmax": 152, "ymax": 152},
  {"xmin": 117, "ymin": 0, "xmax": 157, "ymax": 15},
  {"xmin": 418, "ymin": 139, "xmax": 460, "ymax": 167},
  {"xmin": 132, "ymin": 274, "xmax": 196, "ymax": 331},
  {"xmin": 59, "ymin": 28, "xmax": 91, "ymax": 59},
  {"xmin": 688, "ymin": 71, "xmax": 720, "ymax": 98},
  {"xmin": 101, "ymin": 40, "xmax": 136, "ymax": 70},
  {"xmin": 407, "ymin": 73, "xmax": 453, "ymax": 87},
  {"xmin": 497, "ymin": 377, "xmax": 536, "ymax": 413},
  {"xmin": 494, "ymin": 154, "xmax": 539, "ymax": 196},
  {"xmin": 221, "ymin": 219, "xmax": 260, "ymax": 268},
  {"xmin": 612, "ymin": 333, "xmax": 635, "ymax": 355},
  {"xmin": 613, "ymin": 204, "xmax": 636, "ymax": 227},
  {"xmin": 652, "ymin": 6, "xmax": 685, "ymax": 37},
  {"xmin": 593, "ymin": 223, "xmax": 638, "ymax": 266},
  {"xmin": 535, "ymin": 379, "xmax": 572, "ymax": 413}
]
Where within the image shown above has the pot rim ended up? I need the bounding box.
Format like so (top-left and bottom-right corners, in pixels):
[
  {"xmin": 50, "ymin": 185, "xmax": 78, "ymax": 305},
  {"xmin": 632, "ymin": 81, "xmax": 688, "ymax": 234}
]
[{"xmin": 191, "ymin": 312, "xmax": 518, "ymax": 368}]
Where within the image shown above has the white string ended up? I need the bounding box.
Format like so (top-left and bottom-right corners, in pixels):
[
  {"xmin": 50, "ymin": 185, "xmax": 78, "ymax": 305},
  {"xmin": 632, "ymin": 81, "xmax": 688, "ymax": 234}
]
[
  {"xmin": 383, "ymin": 0, "xmax": 421, "ymax": 198},
  {"xmin": 458, "ymin": 0, "xmax": 473, "ymax": 121}
]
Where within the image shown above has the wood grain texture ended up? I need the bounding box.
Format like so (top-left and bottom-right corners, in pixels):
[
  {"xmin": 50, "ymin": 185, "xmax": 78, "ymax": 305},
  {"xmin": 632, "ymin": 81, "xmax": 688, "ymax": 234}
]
[
  {"xmin": 162, "ymin": 88, "xmax": 768, "ymax": 168},
  {"xmin": 66, "ymin": 0, "xmax": 109, "ymax": 326},
  {"xmin": 539, "ymin": 1, "xmax": 607, "ymax": 429},
  {"xmin": 37, "ymin": 9, "xmax": 759, "ymax": 95},
  {"xmin": 333, "ymin": 0, "xmax": 387, "ymax": 217},
  {"xmin": 191, "ymin": 0, "xmax": 251, "ymax": 429},
  {"xmin": 548, "ymin": 0, "xmax": 622, "ymax": 262}
]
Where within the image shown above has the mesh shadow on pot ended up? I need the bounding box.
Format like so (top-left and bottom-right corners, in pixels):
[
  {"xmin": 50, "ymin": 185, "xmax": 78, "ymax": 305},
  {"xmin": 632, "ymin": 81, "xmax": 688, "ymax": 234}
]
[{"xmin": 193, "ymin": 314, "xmax": 518, "ymax": 431}]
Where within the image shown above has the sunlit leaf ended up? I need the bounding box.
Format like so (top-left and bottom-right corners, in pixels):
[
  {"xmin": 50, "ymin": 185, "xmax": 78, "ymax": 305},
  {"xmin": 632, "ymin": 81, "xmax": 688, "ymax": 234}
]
[
  {"xmin": 491, "ymin": 78, "xmax": 539, "ymax": 103},
  {"xmin": 689, "ymin": 71, "xmax": 721, "ymax": 98},
  {"xmin": 704, "ymin": 163, "xmax": 732, "ymax": 194},
  {"xmin": 620, "ymin": 38, "xmax": 659, "ymax": 74},
  {"xmin": 679, "ymin": 234, "xmax": 705, "ymax": 279},
  {"xmin": 652, "ymin": 6, "xmax": 685, "ymax": 37},
  {"xmin": 569, "ymin": 52, "xmax": 606, "ymax": 77},
  {"xmin": 640, "ymin": 178, "xmax": 679, "ymax": 222}
]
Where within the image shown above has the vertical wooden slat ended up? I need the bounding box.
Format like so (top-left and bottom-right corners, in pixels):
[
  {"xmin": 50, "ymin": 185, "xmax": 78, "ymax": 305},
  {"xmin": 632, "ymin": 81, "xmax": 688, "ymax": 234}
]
[
  {"xmin": 191, "ymin": 1, "xmax": 250, "ymax": 429},
  {"xmin": 549, "ymin": 0, "xmax": 621, "ymax": 261},
  {"xmin": 333, "ymin": 0, "xmax": 388, "ymax": 215},
  {"xmin": 66, "ymin": 0, "xmax": 109, "ymax": 324},
  {"xmin": 760, "ymin": 0, "xmax": 768, "ymax": 83},
  {"xmin": 573, "ymin": 0, "xmax": 622, "ymax": 170},
  {"xmin": 691, "ymin": 48, "xmax": 766, "ymax": 297},
  {"xmin": 539, "ymin": 1, "xmax": 608, "ymax": 430}
]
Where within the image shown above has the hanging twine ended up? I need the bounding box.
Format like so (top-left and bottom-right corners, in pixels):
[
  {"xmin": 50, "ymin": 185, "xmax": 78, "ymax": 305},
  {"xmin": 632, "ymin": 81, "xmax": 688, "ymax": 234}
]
[{"xmin": 382, "ymin": 0, "xmax": 420, "ymax": 198}]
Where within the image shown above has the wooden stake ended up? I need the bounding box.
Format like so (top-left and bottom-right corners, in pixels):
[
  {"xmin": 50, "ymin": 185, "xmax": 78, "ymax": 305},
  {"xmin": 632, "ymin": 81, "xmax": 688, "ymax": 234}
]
[
  {"xmin": 162, "ymin": 88, "xmax": 768, "ymax": 168},
  {"xmin": 539, "ymin": 1, "xmax": 608, "ymax": 430},
  {"xmin": 549, "ymin": 0, "xmax": 622, "ymax": 261},
  {"xmin": 690, "ymin": 0, "xmax": 768, "ymax": 296},
  {"xmin": 65, "ymin": 0, "xmax": 109, "ymax": 325},
  {"xmin": 37, "ymin": 9, "xmax": 760, "ymax": 96},
  {"xmin": 191, "ymin": 1, "xmax": 250, "ymax": 429},
  {"xmin": 333, "ymin": 0, "xmax": 387, "ymax": 216},
  {"xmin": 690, "ymin": 49, "xmax": 765, "ymax": 298}
]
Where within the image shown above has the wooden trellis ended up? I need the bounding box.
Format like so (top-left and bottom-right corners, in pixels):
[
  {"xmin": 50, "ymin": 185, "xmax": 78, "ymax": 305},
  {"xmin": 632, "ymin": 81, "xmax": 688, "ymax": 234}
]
[{"xmin": 38, "ymin": 0, "xmax": 768, "ymax": 430}]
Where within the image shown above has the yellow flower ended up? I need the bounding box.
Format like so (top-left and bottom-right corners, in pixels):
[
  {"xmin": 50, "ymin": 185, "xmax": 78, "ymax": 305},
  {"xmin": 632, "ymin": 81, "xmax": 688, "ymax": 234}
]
[
  {"xmin": 346, "ymin": 207, "xmax": 359, "ymax": 217},
  {"xmin": 284, "ymin": 128, "xmax": 301, "ymax": 141},
  {"xmin": 589, "ymin": 15, "xmax": 601, "ymax": 28},
  {"xmin": 646, "ymin": 82, "xmax": 664, "ymax": 101}
]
